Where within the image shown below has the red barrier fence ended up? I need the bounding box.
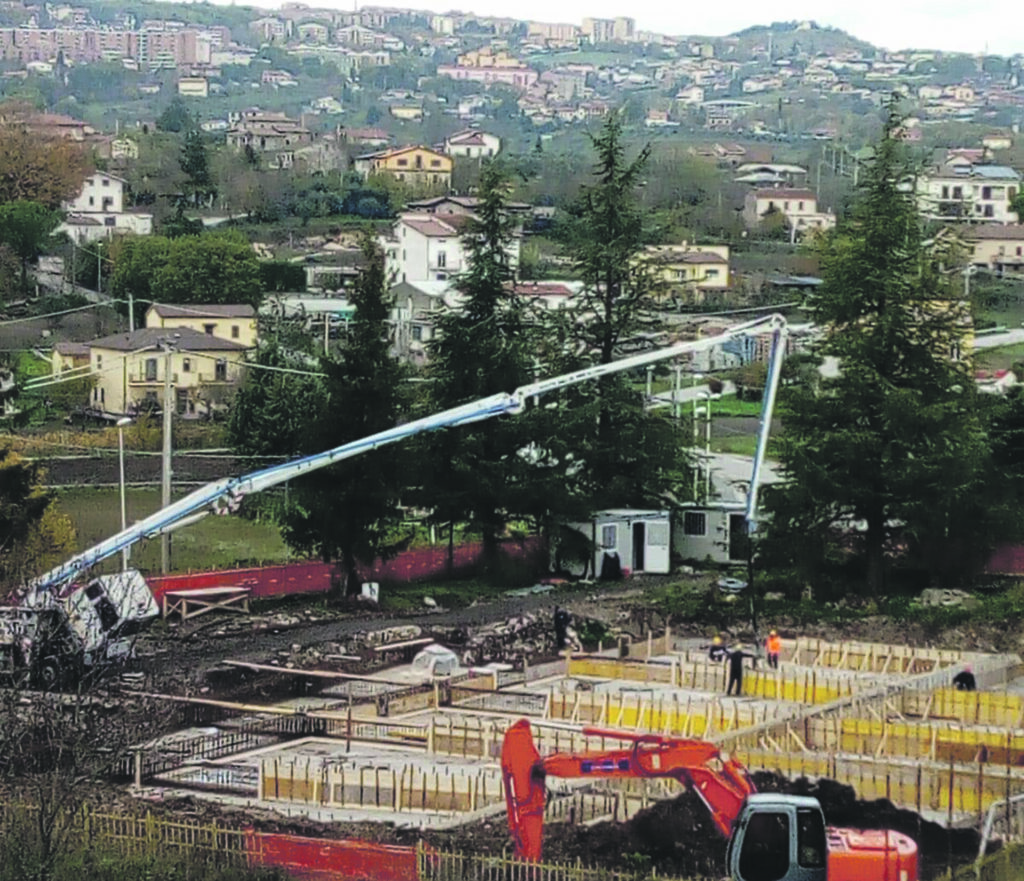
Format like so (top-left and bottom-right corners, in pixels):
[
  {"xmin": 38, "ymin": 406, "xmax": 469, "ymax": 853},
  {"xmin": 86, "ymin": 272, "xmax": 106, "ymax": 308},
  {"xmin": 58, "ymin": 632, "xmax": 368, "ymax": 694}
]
[
  {"xmin": 146, "ymin": 537, "xmax": 546, "ymax": 603},
  {"xmin": 246, "ymin": 830, "xmax": 419, "ymax": 881}
]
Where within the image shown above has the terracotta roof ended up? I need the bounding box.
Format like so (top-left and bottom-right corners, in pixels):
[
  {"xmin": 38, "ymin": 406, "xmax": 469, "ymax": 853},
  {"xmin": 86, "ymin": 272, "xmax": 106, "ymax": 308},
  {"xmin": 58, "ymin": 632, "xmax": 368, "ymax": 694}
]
[
  {"xmin": 962, "ymin": 224, "xmax": 1024, "ymax": 241},
  {"xmin": 651, "ymin": 251, "xmax": 728, "ymax": 265},
  {"xmin": 88, "ymin": 326, "xmax": 251, "ymax": 353},
  {"xmin": 400, "ymin": 216, "xmax": 460, "ymax": 237},
  {"xmin": 448, "ymin": 131, "xmax": 488, "ymax": 145},
  {"xmin": 512, "ymin": 282, "xmax": 573, "ymax": 296},
  {"xmin": 150, "ymin": 304, "xmax": 255, "ymax": 318},
  {"xmin": 752, "ymin": 188, "xmax": 817, "ymax": 200},
  {"xmin": 55, "ymin": 341, "xmax": 89, "ymax": 356}
]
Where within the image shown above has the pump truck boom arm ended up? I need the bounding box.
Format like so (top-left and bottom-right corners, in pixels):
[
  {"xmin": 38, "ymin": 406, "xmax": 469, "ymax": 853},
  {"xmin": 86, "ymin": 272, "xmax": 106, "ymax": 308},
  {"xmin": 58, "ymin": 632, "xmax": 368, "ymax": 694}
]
[{"xmin": 26, "ymin": 313, "xmax": 788, "ymax": 605}]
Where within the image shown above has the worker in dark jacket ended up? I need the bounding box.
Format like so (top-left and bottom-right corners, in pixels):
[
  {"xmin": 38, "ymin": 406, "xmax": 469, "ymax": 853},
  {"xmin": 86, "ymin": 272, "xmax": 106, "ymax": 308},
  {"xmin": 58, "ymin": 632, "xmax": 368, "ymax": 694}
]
[
  {"xmin": 707, "ymin": 634, "xmax": 728, "ymax": 662},
  {"xmin": 952, "ymin": 665, "xmax": 976, "ymax": 691},
  {"xmin": 726, "ymin": 644, "xmax": 755, "ymax": 696}
]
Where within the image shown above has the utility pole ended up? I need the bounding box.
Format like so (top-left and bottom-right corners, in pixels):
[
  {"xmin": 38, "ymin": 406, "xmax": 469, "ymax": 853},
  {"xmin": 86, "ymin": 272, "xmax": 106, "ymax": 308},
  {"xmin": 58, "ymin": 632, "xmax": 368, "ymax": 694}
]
[
  {"xmin": 97, "ymin": 244, "xmax": 102, "ymax": 296},
  {"xmin": 161, "ymin": 340, "xmax": 175, "ymax": 574}
]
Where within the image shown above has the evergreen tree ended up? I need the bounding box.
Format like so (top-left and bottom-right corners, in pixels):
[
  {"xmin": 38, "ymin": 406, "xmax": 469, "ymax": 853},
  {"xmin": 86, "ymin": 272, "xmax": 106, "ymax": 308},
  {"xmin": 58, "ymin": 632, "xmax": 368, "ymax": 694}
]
[
  {"xmin": 555, "ymin": 112, "xmax": 687, "ymax": 507},
  {"xmin": 280, "ymin": 234, "xmax": 406, "ymax": 594},
  {"xmin": 180, "ymin": 130, "xmax": 215, "ymax": 208},
  {"xmin": 422, "ymin": 162, "xmax": 535, "ymax": 569},
  {"xmin": 763, "ymin": 106, "xmax": 991, "ymax": 595},
  {"xmin": 0, "ymin": 200, "xmax": 61, "ymax": 293}
]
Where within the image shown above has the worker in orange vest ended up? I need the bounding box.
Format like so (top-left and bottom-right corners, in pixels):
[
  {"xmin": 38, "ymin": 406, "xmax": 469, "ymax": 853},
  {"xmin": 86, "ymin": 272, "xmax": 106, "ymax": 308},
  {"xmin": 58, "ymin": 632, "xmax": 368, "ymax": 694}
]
[{"xmin": 765, "ymin": 629, "xmax": 782, "ymax": 669}]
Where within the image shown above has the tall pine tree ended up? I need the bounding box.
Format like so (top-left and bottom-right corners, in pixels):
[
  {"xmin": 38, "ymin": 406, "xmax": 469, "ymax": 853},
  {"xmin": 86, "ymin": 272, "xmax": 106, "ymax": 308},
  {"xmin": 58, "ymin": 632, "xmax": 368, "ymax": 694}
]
[
  {"xmin": 423, "ymin": 162, "xmax": 535, "ymax": 570},
  {"xmin": 281, "ymin": 234, "xmax": 406, "ymax": 594},
  {"xmin": 763, "ymin": 106, "xmax": 990, "ymax": 595},
  {"xmin": 555, "ymin": 112, "xmax": 687, "ymax": 507}
]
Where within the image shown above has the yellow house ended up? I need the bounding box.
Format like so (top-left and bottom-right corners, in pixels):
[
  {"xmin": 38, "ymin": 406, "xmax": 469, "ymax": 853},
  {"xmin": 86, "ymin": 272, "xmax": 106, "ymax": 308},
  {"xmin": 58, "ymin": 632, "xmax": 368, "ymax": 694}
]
[
  {"xmin": 52, "ymin": 341, "xmax": 90, "ymax": 375},
  {"xmin": 353, "ymin": 145, "xmax": 452, "ymax": 188},
  {"xmin": 145, "ymin": 304, "xmax": 258, "ymax": 349},
  {"xmin": 86, "ymin": 327, "xmax": 251, "ymax": 418},
  {"xmin": 644, "ymin": 242, "xmax": 731, "ymax": 304}
]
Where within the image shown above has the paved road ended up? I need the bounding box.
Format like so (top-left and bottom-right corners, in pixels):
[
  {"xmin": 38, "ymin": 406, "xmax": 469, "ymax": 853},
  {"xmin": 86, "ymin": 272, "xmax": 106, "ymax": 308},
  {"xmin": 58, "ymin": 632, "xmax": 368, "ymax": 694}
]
[{"xmin": 974, "ymin": 327, "xmax": 1024, "ymax": 350}]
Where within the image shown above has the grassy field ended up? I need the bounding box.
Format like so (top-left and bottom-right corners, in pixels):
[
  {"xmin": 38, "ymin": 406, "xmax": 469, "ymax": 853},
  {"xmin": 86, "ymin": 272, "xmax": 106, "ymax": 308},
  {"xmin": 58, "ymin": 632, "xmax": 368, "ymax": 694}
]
[
  {"xmin": 974, "ymin": 341, "xmax": 1024, "ymax": 372},
  {"xmin": 53, "ymin": 487, "xmax": 294, "ymax": 576}
]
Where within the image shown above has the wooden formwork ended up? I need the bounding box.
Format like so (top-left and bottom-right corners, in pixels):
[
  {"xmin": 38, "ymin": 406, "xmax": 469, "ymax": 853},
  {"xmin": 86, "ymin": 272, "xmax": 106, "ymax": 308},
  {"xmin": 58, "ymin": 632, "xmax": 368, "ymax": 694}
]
[
  {"xmin": 787, "ymin": 638, "xmax": 965, "ymax": 674},
  {"xmin": 567, "ymin": 655, "xmax": 860, "ymax": 705},
  {"xmin": 259, "ymin": 759, "xmax": 506, "ymax": 814},
  {"xmin": 903, "ymin": 689, "xmax": 1024, "ymax": 728},
  {"xmin": 732, "ymin": 747, "xmax": 1024, "ymax": 822},
  {"xmin": 543, "ymin": 689, "xmax": 793, "ymax": 737}
]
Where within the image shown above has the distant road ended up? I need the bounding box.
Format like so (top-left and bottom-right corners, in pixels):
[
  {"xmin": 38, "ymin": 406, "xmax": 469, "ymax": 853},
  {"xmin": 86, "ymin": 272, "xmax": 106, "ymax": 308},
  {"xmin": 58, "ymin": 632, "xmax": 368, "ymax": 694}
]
[{"xmin": 974, "ymin": 328, "xmax": 1024, "ymax": 350}]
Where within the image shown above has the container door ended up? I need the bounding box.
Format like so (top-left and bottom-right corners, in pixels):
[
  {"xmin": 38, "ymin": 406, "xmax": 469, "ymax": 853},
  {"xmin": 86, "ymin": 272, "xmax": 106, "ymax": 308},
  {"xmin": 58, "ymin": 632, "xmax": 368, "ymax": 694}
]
[
  {"xmin": 645, "ymin": 519, "xmax": 671, "ymax": 573},
  {"xmin": 631, "ymin": 522, "xmax": 645, "ymax": 572}
]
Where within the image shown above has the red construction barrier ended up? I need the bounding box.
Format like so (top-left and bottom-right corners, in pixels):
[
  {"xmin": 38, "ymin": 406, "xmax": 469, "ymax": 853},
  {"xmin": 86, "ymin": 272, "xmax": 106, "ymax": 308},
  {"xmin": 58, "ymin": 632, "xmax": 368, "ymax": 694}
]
[
  {"xmin": 245, "ymin": 830, "xmax": 419, "ymax": 881},
  {"xmin": 146, "ymin": 537, "xmax": 546, "ymax": 603}
]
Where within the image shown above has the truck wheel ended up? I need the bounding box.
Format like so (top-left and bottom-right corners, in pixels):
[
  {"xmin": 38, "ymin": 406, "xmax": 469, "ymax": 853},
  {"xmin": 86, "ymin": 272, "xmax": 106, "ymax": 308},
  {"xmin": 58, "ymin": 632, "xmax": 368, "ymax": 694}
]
[{"xmin": 34, "ymin": 657, "xmax": 63, "ymax": 691}]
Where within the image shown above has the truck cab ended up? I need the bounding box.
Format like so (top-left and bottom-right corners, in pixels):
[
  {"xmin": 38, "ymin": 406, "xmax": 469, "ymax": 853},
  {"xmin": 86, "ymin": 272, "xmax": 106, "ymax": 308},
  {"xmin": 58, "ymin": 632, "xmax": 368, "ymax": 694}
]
[
  {"xmin": 728, "ymin": 794, "xmax": 828, "ymax": 881},
  {"xmin": 728, "ymin": 794, "xmax": 918, "ymax": 881}
]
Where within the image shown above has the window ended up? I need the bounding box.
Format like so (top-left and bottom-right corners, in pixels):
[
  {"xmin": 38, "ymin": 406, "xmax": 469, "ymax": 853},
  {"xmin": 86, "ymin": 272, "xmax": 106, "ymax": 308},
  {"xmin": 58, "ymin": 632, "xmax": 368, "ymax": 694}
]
[
  {"xmin": 437, "ymin": 251, "xmax": 446, "ymax": 267},
  {"xmin": 100, "ymin": 388, "xmax": 105, "ymax": 404},
  {"xmin": 798, "ymin": 201, "xmax": 804, "ymax": 210},
  {"xmin": 600, "ymin": 524, "xmax": 617, "ymax": 549},
  {"xmin": 104, "ymin": 216, "xmax": 115, "ymax": 226},
  {"xmin": 88, "ymin": 196, "xmax": 95, "ymax": 206},
  {"xmin": 182, "ymin": 357, "xmax": 191, "ymax": 373},
  {"xmin": 683, "ymin": 511, "xmax": 707, "ymax": 536},
  {"xmin": 648, "ymin": 522, "xmax": 670, "ymax": 547},
  {"xmin": 215, "ymin": 359, "xmax": 227, "ymax": 381},
  {"xmin": 204, "ymin": 323, "xmax": 216, "ymax": 335},
  {"xmin": 706, "ymin": 268, "xmax": 719, "ymax": 278},
  {"xmin": 984, "ymin": 205, "xmax": 994, "ymax": 218},
  {"xmin": 397, "ymin": 158, "xmax": 408, "ymax": 167},
  {"xmin": 953, "ymin": 186, "xmax": 963, "ymax": 199},
  {"xmin": 430, "ymin": 159, "xmax": 441, "ymax": 167},
  {"xmin": 96, "ymin": 354, "xmax": 102, "ymax": 369},
  {"xmin": 412, "ymin": 325, "xmax": 423, "ymax": 341},
  {"xmin": 797, "ymin": 809, "xmax": 826, "ymax": 869},
  {"xmin": 783, "ymin": 201, "xmax": 789, "ymax": 210},
  {"xmin": 231, "ymin": 325, "xmax": 240, "ymax": 339},
  {"xmin": 145, "ymin": 358, "xmax": 157, "ymax": 381},
  {"xmin": 982, "ymin": 186, "xmax": 993, "ymax": 200},
  {"xmin": 102, "ymin": 178, "xmax": 110, "ymax": 186},
  {"xmin": 738, "ymin": 812, "xmax": 790, "ymax": 881},
  {"xmin": 941, "ymin": 185, "xmax": 949, "ymax": 199}
]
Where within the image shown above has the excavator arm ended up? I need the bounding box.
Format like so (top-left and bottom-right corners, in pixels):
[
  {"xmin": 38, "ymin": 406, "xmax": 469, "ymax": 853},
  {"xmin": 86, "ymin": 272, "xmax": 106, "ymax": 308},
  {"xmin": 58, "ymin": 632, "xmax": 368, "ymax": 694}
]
[{"xmin": 501, "ymin": 718, "xmax": 755, "ymax": 862}]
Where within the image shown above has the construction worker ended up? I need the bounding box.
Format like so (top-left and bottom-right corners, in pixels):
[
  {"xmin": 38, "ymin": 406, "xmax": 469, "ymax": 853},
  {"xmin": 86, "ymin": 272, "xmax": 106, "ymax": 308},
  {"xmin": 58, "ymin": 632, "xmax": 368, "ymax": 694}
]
[
  {"xmin": 726, "ymin": 644, "xmax": 754, "ymax": 696},
  {"xmin": 952, "ymin": 665, "xmax": 976, "ymax": 692},
  {"xmin": 708, "ymin": 634, "xmax": 728, "ymax": 662},
  {"xmin": 765, "ymin": 630, "xmax": 782, "ymax": 669}
]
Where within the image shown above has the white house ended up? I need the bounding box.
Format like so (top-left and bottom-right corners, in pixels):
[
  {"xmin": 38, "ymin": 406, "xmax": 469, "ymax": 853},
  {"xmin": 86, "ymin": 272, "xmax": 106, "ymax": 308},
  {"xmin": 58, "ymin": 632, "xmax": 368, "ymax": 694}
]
[
  {"xmin": 742, "ymin": 188, "xmax": 835, "ymax": 238},
  {"xmin": 382, "ymin": 212, "xmax": 520, "ymax": 284},
  {"xmin": 917, "ymin": 164, "xmax": 1021, "ymax": 224},
  {"xmin": 443, "ymin": 128, "xmax": 501, "ymax": 159},
  {"xmin": 57, "ymin": 173, "xmax": 153, "ymax": 243}
]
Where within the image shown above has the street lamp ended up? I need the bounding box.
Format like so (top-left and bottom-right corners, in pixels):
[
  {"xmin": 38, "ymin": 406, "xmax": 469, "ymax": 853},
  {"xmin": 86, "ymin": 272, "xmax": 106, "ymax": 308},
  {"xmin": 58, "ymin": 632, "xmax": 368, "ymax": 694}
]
[
  {"xmin": 116, "ymin": 417, "xmax": 132, "ymax": 571},
  {"xmin": 693, "ymin": 389, "xmax": 712, "ymax": 502}
]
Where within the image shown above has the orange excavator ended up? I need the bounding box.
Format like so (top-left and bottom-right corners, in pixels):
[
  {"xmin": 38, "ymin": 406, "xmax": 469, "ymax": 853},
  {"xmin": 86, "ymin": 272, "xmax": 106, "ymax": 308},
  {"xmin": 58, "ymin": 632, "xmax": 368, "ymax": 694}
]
[{"xmin": 501, "ymin": 719, "xmax": 918, "ymax": 881}]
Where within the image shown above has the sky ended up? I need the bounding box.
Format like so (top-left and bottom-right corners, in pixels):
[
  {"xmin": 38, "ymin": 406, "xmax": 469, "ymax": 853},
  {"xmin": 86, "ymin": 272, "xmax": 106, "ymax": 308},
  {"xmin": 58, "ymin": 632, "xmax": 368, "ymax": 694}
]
[{"xmin": 217, "ymin": 0, "xmax": 1021, "ymax": 57}]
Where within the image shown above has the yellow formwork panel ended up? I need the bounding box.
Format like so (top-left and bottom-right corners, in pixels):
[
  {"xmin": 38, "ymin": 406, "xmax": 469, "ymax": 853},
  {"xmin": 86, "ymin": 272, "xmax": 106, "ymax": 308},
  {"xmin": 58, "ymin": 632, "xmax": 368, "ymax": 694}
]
[
  {"xmin": 734, "ymin": 748, "xmax": 1024, "ymax": 818},
  {"xmin": 919, "ymin": 689, "xmax": 1024, "ymax": 727},
  {"xmin": 825, "ymin": 718, "xmax": 1024, "ymax": 764},
  {"xmin": 567, "ymin": 657, "xmax": 851, "ymax": 705}
]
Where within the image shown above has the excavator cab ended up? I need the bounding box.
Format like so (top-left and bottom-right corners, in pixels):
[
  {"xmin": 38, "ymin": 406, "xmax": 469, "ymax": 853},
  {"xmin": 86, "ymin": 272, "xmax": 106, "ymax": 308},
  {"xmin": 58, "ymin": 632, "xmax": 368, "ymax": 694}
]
[{"xmin": 727, "ymin": 794, "xmax": 827, "ymax": 881}]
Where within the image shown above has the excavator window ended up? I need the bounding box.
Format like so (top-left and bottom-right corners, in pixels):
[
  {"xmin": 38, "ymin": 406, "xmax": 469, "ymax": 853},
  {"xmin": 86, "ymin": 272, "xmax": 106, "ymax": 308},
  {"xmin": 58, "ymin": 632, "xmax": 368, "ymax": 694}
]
[
  {"xmin": 797, "ymin": 808, "xmax": 826, "ymax": 868},
  {"xmin": 738, "ymin": 811, "xmax": 790, "ymax": 881}
]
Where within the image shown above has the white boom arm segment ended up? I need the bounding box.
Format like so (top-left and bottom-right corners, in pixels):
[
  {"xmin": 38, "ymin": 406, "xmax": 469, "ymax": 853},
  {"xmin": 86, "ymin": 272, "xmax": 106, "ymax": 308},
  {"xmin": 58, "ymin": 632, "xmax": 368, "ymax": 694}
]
[{"xmin": 28, "ymin": 313, "xmax": 787, "ymax": 601}]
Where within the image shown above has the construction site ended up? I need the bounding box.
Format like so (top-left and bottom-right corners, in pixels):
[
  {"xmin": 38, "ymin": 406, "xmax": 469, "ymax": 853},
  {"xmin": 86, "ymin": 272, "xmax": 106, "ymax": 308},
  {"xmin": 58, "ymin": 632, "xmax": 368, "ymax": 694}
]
[{"xmin": 102, "ymin": 592, "xmax": 1024, "ymax": 881}]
